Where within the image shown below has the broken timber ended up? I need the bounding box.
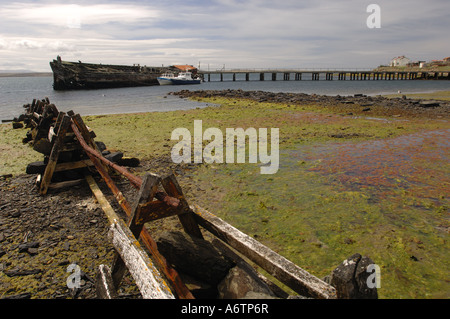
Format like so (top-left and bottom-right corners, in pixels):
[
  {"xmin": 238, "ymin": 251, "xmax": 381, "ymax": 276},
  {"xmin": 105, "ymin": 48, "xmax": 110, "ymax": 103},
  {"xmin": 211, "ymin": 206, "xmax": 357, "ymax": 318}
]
[{"xmin": 15, "ymin": 98, "xmax": 337, "ymax": 299}]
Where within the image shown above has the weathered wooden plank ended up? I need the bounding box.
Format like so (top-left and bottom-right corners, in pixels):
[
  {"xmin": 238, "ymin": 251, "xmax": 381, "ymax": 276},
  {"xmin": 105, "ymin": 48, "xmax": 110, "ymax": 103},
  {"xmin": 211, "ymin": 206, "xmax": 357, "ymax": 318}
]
[
  {"xmin": 128, "ymin": 173, "xmax": 160, "ymax": 237},
  {"xmin": 108, "ymin": 219, "xmax": 175, "ymax": 299},
  {"xmin": 136, "ymin": 200, "xmax": 181, "ymax": 223},
  {"xmin": 161, "ymin": 174, "xmax": 203, "ymax": 239},
  {"xmin": 55, "ymin": 159, "xmax": 94, "ymax": 172},
  {"xmin": 111, "ymin": 173, "xmax": 160, "ymax": 289},
  {"xmin": 95, "ymin": 264, "xmax": 118, "ymax": 299},
  {"xmin": 53, "ymin": 111, "xmax": 65, "ymax": 135},
  {"xmin": 39, "ymin": 115, "xmax": 71, "ymax": 195},
  {"xmin": 85, "ymin": 174, "xmax": 119, "ymax": 225},
  {"xmin": 191, "ymin": 204, "xmax": 337, "ymax": 299},
  {"xmin": 47, "ymin": 178, "xmax": 84, "ymax": 190},
  {"xmin": 71, "ymin": 114, "xmax": 101, "ymax": 153}
]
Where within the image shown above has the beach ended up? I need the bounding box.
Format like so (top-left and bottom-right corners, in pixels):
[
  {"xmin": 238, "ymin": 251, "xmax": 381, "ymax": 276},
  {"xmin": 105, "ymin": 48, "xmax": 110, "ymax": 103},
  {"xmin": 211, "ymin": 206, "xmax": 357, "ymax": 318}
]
[{"xmin": 1, "ymin": 90, "xmax": 449, "ymax": 298}]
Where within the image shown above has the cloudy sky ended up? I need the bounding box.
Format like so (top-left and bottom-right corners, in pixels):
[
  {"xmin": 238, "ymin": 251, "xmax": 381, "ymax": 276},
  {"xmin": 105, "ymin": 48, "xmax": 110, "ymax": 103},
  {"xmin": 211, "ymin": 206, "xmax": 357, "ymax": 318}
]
[{"xmin": 0, "ymin": 0, "xmax": 449, "ymax": 71}]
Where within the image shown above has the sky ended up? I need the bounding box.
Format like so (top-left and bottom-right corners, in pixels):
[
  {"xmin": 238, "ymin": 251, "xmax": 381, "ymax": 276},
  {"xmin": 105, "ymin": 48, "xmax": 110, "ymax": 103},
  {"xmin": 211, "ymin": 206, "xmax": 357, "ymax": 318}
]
[{"xmin": 0, "ymin": 0, "xmax": 449, "ymax": 72}]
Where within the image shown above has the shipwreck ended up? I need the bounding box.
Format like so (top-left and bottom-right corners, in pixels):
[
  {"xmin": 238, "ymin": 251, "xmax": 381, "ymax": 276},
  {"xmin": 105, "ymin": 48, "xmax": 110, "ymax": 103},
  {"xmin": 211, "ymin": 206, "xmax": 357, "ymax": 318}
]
[{"xmin": 49, "ymin": 56, "xmax": 198, "ymax": 91}]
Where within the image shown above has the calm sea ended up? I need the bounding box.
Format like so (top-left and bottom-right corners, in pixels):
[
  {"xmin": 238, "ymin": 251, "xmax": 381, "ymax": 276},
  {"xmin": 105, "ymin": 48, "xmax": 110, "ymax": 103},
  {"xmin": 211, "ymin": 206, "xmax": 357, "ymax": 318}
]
[{"xmin": 1, "ymin": 75, "xmax": 449, "ymax": 121}]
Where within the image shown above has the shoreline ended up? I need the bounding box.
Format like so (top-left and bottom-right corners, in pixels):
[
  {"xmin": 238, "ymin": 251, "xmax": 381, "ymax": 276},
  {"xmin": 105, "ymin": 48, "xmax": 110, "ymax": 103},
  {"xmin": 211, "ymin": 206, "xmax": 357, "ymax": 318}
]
[
  {"xmin": 0, "ymin": 72, "xmax": 52, "ymax": 78},
  {"xmin": 171, "ymin": 89, "xmax": 450, "ymax": 119}
]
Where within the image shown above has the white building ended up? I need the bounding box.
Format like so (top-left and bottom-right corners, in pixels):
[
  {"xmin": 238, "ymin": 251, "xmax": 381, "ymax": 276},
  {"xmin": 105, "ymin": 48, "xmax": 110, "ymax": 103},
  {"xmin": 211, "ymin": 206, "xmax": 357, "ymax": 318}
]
[{"xmin": 390, "ymin": 56, "xmax": 411, "ymax": 67}]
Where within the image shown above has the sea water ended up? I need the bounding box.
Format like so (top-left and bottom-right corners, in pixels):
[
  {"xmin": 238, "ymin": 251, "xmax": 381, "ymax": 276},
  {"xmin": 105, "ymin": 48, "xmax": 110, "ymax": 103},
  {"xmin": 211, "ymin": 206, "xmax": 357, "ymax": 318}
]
[{"xmin": 1, "ymin": 75, "xmax": 449, "ymax": 121}]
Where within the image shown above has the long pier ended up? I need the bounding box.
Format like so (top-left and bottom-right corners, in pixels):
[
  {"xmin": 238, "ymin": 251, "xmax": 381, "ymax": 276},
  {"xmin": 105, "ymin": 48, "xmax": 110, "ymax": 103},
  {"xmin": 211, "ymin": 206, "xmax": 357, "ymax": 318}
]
[{"xmin": 198, "ymin": 69, "xmax": 450, "ymax": 82}]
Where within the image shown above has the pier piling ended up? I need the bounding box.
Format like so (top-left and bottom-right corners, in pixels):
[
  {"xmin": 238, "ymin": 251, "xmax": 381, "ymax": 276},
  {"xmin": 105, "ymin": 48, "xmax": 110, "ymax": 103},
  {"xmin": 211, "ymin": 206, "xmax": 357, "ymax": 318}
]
[{"xmin": 198, "ymin": 69, "xmax": 449, "ymax": 82}]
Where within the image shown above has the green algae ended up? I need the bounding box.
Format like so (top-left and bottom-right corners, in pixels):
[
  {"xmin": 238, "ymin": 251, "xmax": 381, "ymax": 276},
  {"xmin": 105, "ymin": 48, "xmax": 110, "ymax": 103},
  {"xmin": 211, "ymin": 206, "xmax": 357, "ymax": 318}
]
[{"xmin": 0, "ymin": 124, "xmax": 41, "ymax": 176}]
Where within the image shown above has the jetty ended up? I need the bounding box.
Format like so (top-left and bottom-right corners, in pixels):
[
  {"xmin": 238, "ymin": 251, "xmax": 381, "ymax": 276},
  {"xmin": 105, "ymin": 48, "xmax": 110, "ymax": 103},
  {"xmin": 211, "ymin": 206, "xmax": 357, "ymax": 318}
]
[{"xmin": 199, "ymin": 68, "xmax": 450, "ymax": 82}]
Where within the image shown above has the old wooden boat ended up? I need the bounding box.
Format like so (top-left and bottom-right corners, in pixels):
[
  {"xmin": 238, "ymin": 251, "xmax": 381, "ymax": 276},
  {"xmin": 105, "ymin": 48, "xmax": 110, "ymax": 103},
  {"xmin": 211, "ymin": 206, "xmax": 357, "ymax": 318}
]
[{"xmin": 50, "ymin": 56, "xmax": 169, "ymax": 90}]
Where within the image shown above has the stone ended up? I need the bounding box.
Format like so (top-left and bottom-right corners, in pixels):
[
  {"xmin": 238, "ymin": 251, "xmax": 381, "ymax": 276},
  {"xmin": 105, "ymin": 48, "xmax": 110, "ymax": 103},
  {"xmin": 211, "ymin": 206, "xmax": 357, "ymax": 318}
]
[
  {"xmin": 217, "ymin": 266, "xmax": 277, "ymax": 299},
  {"xmin": 419, "ymin": 100, "xmax": 440, "ymax": 108},
  {"xmin": 105, "ymin": 152, "xmax": 123, "ymax": 163},
  {"xmin": 18, "ymin": 241, "xmax": 39, "ymax": 253},
  {"xmin": 27, "ymin": 248, "xmax": 39, "ymax": 256},
  {"xmin": 10, "ymin": 210, "xmax": 21, "ymax": 218},
  {"xmin": 26, "ymin": 161, "xmax": 46, "ymax": 174},
  {"xmin": 95, "ymin": 141, "xmax": 107, "ymax": 152},
  {"xmin": 327, "ymin": 253, "xmax": 378, "ymax": 299},
  {"xmin": 156, "ymin": 231, "xmax": 235, "ymax": 285},
  {"xmin": 12, "ymin": 122, "xmax": 24, "ymax": 129}
]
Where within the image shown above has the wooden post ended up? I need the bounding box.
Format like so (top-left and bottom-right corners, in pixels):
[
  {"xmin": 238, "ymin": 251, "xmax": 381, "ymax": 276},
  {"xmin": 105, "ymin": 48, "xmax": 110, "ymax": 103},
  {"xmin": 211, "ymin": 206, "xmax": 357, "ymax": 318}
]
[
  {"xmin": 39, "ymin": 115, "xmax": 71, "ymax": 194},
  {"xmin": 161, "ymin": 174, "xmax": 203, "ymax": 239}
]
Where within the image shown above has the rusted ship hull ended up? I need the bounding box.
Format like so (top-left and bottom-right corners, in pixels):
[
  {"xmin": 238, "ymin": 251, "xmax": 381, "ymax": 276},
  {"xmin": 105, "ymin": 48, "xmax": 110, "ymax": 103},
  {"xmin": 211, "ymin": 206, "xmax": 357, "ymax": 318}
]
[{"xmin": 50, "ymin": 57, "xmax": 168, "ymax": 90}]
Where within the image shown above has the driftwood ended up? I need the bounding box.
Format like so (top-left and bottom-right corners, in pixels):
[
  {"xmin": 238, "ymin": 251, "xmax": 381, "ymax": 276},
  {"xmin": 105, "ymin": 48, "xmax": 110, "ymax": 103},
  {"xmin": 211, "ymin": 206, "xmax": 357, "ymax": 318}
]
[
  {"xmin": 95, "ymin": 265, "xmax": 118, "ymax": 299},
  {"xmin": 107, "ymin": 219, "xmax": 175, "ymax": 299}
]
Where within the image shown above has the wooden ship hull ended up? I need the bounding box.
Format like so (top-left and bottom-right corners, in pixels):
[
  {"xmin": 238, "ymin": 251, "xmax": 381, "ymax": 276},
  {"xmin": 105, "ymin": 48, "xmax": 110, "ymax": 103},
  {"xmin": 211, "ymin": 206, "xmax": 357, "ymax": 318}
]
[{"xmin": 50, "ymin": 56, "xmax": 168, "ymax": 90}]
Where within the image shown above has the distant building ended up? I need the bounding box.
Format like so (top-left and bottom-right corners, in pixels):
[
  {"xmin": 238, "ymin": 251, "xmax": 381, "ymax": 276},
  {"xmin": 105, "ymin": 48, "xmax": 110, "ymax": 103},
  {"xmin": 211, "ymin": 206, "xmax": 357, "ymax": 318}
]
[
  {"xmin": 171, "ymin": 65, "xmax": 197, "ymax": 73},
  {"xmin": 407, "ymin": 60, "xmax": 426, "ymax": 68},
  {"xmin": 390, "ymin": 56, "xmax": 411, "ymax": 67}
]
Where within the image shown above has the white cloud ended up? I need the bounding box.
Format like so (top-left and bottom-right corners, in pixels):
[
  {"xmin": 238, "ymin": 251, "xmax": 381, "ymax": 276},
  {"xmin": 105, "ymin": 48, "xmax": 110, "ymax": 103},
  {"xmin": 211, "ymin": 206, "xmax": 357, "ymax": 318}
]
[
  {"xmin": 0, "ymin": 3, "xmax": 159, "ymax": 28},
  {"xmin": 0, "ymin": 1, "xmax": 448, "ymax": 71}
]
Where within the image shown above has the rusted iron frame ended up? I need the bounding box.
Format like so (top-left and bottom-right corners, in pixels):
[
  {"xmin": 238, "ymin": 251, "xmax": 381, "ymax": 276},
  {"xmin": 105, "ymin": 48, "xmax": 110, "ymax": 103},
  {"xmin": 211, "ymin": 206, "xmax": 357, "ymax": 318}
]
[
  {"xmin": 69, "ymin": 121, "xmax": 179, "ymax": 207},
  {"xmin": 69, "ymin": 120, "xmax": 179, "ymax": 207},
  {"xmin": 70, "ymin": 121, "xmax": 132, "ymax": 216},
  {"xmin": 70, "ymin": 120, "xmax": 193, "ymax": 299}
]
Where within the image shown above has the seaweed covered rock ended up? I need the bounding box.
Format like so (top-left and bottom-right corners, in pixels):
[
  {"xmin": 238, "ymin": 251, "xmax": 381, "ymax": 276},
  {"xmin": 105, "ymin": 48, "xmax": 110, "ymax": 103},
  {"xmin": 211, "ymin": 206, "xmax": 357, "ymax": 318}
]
[{"xmin": 324, "ymin": 253, "xmax": 378, "ymax": 299}]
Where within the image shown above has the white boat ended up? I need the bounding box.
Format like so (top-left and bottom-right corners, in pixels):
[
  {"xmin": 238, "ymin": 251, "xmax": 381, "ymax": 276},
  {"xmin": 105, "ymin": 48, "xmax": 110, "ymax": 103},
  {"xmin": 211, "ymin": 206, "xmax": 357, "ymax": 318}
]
[{"xmin": 157, "ymin": 71, "xmax": 201, "ymax": 85}]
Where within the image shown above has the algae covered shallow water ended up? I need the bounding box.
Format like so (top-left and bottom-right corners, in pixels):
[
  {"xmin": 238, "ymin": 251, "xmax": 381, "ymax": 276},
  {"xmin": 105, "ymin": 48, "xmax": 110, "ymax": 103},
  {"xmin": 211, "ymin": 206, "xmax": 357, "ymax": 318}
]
[
  {"xmin": 164, "ymin": 97, "xmax": 449, "ymax": 299},
  {"xmin": 192, "ymin": 129, "xmax": 449, "ymax": 298}
]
